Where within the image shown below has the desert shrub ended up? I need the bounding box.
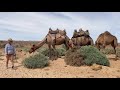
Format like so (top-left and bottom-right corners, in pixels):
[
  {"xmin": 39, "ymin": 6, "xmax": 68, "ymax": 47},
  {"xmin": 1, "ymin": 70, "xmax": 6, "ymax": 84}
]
[
  {"xmin": 64, "ymin": 49, "xmax": 85, "ymax": 66},
  {"xmin": 0, "ymin": 44, "xmax": 5, "ymax": 48},
  {"xmin": 37, "ymin": 47, "xmax": 66, "ymax": 58},
  {"xmin": 116, "ymin": 46, "xmax": 120, "ymax": 57},
  {"xmin": 80, "ymin": 46, "xmax": 110, "ymax": 66},
  {"xmin": 62, "ymin": 44, "xmax": 67, "ymax": 50},
  {"xmin": 100, "ymin": 45, "xmax": 115, "ymax": 54},
  {"xmin": 56, "ymin": 48, "xmax": 66, "ymax": 57},
  {"xmin": 64, "ymin": 46, "xmax": 110, "ymax": 66},
  {"xmin": 22, "ymin": 53, "xmax": 49, "ymax": 69},
  {"xmin": 21, "ymin": 47, "xmax": 29, "ymax": 52},
  {"xmin": 37, "ymin": 47, "xmax": 49, "ymax": 56}
]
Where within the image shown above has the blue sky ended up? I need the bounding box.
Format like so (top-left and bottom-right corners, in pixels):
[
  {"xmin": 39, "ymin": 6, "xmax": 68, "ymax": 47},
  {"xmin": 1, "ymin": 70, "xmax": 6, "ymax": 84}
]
[{"xmin": 0, "ymin": 12, "xmax": 120, "ymax": 42}]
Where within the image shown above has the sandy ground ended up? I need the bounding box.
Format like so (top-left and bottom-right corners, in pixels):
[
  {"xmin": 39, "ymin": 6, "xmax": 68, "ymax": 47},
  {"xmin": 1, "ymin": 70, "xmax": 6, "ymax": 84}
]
[{"xmin": 0, "ymin": 49, "xmax": 120, "ymax": 78}]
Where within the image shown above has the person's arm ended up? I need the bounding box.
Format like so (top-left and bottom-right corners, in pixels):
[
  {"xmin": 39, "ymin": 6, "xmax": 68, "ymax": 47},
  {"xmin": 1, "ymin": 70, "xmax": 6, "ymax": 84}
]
[{"xmin": 5, "ymin": 44, "xmax": 8, "ymax": 55}]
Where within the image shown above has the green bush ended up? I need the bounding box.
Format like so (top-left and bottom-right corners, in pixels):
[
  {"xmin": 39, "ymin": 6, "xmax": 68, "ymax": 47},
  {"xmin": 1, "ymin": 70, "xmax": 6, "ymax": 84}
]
[
  {"xmin": 62, "ymin": 44, "xmax": 67, "ymax": 50},
  {"xmin": 37, "ymin": 47, "xmax": 66, "ymax": 58},
  {"xmin": 64, "ymin": 49, "xmax": 85, "ymax": 66},
  {"xmin": 22, "ymin": 53, "xmax": 49, "ymax": 69},
  {"xmin": 37, "ymin": 47, "xmax": 48, "ymax": 56},
  {"xmin": 21, "ymin": 47, "xmax": 29, "ymax": 52},
  {"xmin": 56, "ymin": 48, "xmax": 66, "ymax": 57},
  {"xmin": 100, "ymin": 45, "xmax": 115, "ymax": 54},
  {"xmin": 79, "ymin": 46, "xmax": 110, "ymax": 66},
  {"xmin": 65, "ymin": 46, "xmax": 110, "ymax": 66}
]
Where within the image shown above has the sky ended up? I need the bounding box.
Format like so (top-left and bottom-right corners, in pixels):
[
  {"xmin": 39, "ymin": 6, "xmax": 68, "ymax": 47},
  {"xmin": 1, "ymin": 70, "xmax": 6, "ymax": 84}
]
[{"xmin": 0, "ymin": 12, "xmax": 120, "ymax": 43}]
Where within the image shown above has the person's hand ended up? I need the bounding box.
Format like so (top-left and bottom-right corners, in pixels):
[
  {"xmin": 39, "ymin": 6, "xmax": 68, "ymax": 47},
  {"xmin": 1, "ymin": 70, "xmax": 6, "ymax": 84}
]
[{"xmin": 5, "ymin": 54, "xmax": 8, "ymax": 57}]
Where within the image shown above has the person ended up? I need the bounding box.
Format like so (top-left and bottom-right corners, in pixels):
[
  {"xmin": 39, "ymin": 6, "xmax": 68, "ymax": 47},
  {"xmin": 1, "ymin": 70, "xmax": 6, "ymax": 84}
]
[{"xmin": 5, "ymin": 38, "xmax": 16, "ymax": 69}]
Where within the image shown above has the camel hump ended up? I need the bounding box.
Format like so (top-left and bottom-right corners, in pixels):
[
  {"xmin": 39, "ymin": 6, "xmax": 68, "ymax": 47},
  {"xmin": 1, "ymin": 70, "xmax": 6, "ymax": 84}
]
[{"xmin": 104, "ymin": 31, "xmax": 111, "ymax": 35}]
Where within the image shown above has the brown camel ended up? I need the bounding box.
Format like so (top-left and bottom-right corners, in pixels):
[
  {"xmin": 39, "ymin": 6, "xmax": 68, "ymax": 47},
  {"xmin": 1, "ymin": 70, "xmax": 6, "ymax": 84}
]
[
  {"xmin": 69, "ymin": 29, "xmax": 94, "ymax": 48},
  {"xmin": 95, "ymin": 31, "xmax": 118, "ymax": 59},
  {"xmin": 29, "ymin": 28, "xmax": 70, "ymax": 60}
]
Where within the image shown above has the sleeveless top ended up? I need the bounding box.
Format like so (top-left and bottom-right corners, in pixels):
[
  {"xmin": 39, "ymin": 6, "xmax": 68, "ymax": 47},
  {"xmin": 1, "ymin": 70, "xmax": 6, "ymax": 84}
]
[{"xmin": 5, "ymin": 43, "xmax": 15, "ymax": 55}]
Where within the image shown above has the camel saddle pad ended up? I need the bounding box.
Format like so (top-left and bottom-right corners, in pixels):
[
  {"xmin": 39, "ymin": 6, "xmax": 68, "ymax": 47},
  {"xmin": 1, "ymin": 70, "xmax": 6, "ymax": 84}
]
[
  {"xmin": 49, "ymin": 30, "xmax": 59, "ymax": 34},
  {"xmin": 49, "ymin": 33, "xmax": 61, "ymax": 40}
]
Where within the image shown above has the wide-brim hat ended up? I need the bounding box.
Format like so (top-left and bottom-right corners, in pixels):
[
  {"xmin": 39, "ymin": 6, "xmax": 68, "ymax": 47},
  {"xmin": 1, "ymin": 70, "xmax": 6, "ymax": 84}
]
[{"xmin": 8, "ymin": 38, "xmax": 13, "ymax": 42}]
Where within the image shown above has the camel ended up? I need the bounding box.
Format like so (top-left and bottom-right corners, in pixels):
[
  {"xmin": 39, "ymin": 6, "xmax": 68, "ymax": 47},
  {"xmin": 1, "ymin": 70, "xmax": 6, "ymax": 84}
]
[
  {"xmin": 29, "ymin": 28, "xmax": 70, "ymax": 60},
  {"xmin": 95, "ymin": 31, "xmax": 118, "ymax": 60},
  {"xmin": 69, "ymin": 29, "xmax": 94, "ymax": 48}
]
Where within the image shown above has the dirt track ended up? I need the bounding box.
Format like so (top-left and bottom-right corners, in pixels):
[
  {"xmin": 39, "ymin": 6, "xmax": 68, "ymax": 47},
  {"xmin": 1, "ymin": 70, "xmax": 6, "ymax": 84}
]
[{"xmin": 0, "ymin": 50, "xmax": 120, "ymax": 78}]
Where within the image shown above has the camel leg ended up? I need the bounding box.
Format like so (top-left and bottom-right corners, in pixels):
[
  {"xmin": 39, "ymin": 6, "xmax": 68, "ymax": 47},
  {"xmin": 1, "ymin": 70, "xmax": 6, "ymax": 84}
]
[
  {"xmin": 48, "ymin": 44, "xmax": 52, "ymax": 60},
  {"xmin": 111, "ymin": 42, "xmax": 117, "ymax": 60},
  {"xmin": 64, "ymin": 41, "xmax": 69, "ymax": 50},
  {"xmin": 114, "ymin": 49, "xmax": 118, "ymax": 61},
  {"xmin": 52, "ymin": 44, "xmax": 58, "ymax": 60},
  {"xmin": 111, "ymin": 43, "xmax": 118, "ymax": 60}
]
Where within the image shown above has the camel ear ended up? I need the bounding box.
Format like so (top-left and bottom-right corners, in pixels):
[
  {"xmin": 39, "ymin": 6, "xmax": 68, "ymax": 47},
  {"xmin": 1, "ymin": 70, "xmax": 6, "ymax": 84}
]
[{"xmin": 33, "ymin": 44, "xmax": 35, "ymax": 47}]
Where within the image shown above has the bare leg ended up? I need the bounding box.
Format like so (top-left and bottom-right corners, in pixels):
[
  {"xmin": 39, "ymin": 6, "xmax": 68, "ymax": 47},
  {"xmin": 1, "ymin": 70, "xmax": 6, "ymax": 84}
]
[
  {"xmin": 10, "ymin": 55, "xmax": 14, "ymax": 69},
  {"xmin": 6, "ymin": 55, "xmax": 9, "ymax": 69}
]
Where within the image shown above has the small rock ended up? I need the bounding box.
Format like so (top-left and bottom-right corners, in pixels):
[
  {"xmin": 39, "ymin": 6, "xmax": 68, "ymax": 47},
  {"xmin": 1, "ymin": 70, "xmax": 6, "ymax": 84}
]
[
  {"xmin": 116, "ymin": 76, "xmax": 120, "ymax": 78},
  {"xmin": 89, "ymin": 75, "xmax": 94, "ymax": 77},
  {"xmin": 91, "ymin": 63, "xmax": 102, "ymax": 71},
  {"xmin": 64, "ymin": 66, "xmax": 67, "ymax": 67},
  {"xmin": 44, "ymin": 68, "xmax": 49, "ymax": 71},
  {"xmin": 117, "ymin": 70, "xmax": 120, "ymax": 72}
]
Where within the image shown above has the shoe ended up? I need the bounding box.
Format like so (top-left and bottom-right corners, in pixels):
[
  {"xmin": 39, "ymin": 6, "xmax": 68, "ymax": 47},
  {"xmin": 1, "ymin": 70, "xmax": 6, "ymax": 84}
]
[{"xmin": 12, "ymin": 66, "xmax": 14, "ymax": 69}]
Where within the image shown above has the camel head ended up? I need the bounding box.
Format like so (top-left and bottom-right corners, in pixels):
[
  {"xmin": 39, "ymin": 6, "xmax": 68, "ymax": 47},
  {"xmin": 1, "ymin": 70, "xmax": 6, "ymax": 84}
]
[
  {"xmin": 29, "ymin": 44, "xmax": 36, "ymax": 54},
  {"xmin": 68, "ymin": 39, "xmax": 74, "ymax": 49}
]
